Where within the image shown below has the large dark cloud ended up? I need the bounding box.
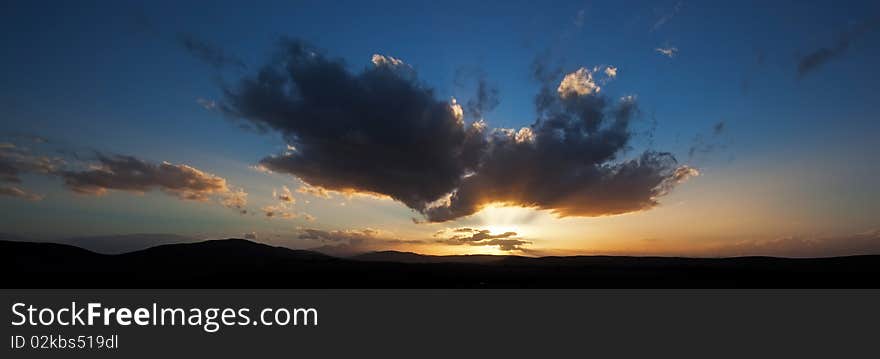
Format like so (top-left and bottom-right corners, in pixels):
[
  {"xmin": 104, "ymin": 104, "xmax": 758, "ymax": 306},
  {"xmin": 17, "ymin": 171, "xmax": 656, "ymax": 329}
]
[
  {"xmin": 222, "ymin": 39, "xmax": 696, "ymax": 222},
  {"xmin": 424, "ymin": 66, "xmax": 697, "ymax": 221},
  {"xmin": 797, "ymin": 19, "xmax": 878, "ymax": 78},
  {"xmin": 223, "ymin": 39, "xmax": 486, "ymax": 213}
]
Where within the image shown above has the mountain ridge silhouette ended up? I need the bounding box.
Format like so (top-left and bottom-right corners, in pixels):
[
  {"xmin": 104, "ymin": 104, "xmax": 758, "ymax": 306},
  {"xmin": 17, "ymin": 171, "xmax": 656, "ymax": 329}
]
[{"xmin": 3, "ymin": 238, "xmax": 879, "ymax": 288}]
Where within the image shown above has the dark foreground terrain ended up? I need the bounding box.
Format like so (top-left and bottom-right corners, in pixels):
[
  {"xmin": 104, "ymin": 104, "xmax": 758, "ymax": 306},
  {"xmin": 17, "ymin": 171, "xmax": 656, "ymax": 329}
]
[{"xmin": 2, "ymin": 239, "xmax": 879, "ymax": 288}]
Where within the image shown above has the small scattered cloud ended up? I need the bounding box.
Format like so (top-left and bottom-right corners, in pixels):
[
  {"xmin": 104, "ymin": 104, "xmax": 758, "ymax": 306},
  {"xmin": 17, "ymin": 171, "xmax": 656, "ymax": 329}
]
[
  {"xmin": 371, "ymin": 53, "xmax": 406, "ymax": 68},
  {"xmin": 244, "ymin": 232, "xmax": 257, "ymax": 240},
  {"xmin": 274, "ymin": 185, "xmax": 295, "ymax": 203},
  {"xmin": 371, "ymin": 53, "xmax": 415, "ymax": 79},
  {"xmin": 296, "ymin": 184, "xmax": 331, "ymax": 198},
  {"xmin": 196, "ymin": 97, "xmax": 217, "ymax": 111},
  {"xmin": 655, "ymin": 46, "xmax": 678, "ymax": 58},
  {"xmin": 261, "ymin": 203, "xmax": 298, "ymax": 219},
  {"xmin": 220, "ymin": 188, "xmax": 248, "ymax": 213},
  {"xmin": 557, "ymin": 67, "xmax": 601, "ymax": 97},
  {"xmin": 261, "ymin": 185, "xmax": 313, "ymax": 220},
  {"xmin": 604, "ymin": 66, "xmax": 618, "ymax": 79},
  {"xmin": 688, "ymin": 120, "xmax": 730, "ymax": 161}
]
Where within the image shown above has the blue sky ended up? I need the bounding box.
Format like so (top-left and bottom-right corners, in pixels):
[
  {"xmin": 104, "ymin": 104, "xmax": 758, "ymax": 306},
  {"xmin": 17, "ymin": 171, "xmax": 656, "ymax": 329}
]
[{"xmin": 1, "ymin": 0, "xmax": 879, "ymax": 256}]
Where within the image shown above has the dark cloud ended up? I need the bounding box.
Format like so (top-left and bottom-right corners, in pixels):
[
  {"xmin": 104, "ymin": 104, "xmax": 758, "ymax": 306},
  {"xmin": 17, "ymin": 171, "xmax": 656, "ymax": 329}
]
[
  {"xmin": 797, "ymin": 19, "xmax": 878, "ymax": 78},
  {"xmin": 223, "ymin": 39, "xmax": 696, "ymax": 222},
  {"xmin": 274, "ymin": 185, "xmax": 295, "ymax": 203},
  {"xmin": 0, "ymin": 143, "xmax": 63, "ymax": 183},
  {"xmin": 434, "ymin": 227, "xmax": 531, "ymax": 251},
  {"xmin": 224, "ymin": 38, "xmax": 486, "ymax": 214},
  {"xmin": 0, "ymin": 139, "xmax": 249, "ymax": 211},
  {"xmin": 59, "ymin": 154, "xmax": 248, "ymax": 210},
  {"xmin": 0, "ymin": 186, "xmax": 43, "ymax": 201},
  {"xmin": 467, "ymin": 77, "xmax": 499, "ymax": 119},
  {"xmin": 688, "ymin": 120, "xmax": 728, "ymax": 160},
  {"xmin": 712, "ymin": 121, "xmax": 725, "ymax": 135},
  {"xmin": 424, "ymin": 66, "xmax": 697, "ymax": 221},
  {"xmin": 178, "ymin": 32, "xmax": 246, "ymax": 70},
  {"xmin": 454, "ymin": 67, "xmax": 500, "ymax": 119},
  {"xmin": 244, "ymin": 232, "xmax": 258, "ymax": 240},
  {"xmin": 436, "ymin": 228, "xmax": 518, "ymax": 243},
  {"xmin": 480, "ymin": 238, "xmax": 531, "ymax": 251}
]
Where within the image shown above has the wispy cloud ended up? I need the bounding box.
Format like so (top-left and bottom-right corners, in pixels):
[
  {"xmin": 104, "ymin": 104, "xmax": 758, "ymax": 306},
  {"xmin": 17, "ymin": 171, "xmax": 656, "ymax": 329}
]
[
  {"xmin": 59, "ymin": 154, "xmax": 248, "ymax": 212},
  {"xmin": 0, "ymin": 142, "xmax": 63, "ymax": 183},
  {"xmin": 797, "ymin": 19, "xmax": 879, "ymax": 78},
  {"xmin": 573, "ymin": 9, "xmax": 586, "ymax": 28},
  {"xmin": 0, "ymin": 186, "xmax": 44, "ymax": 201},
  {"xmin": 688, "ymin": 120, "xmax": 729, "ymax": 160},
  {"xmin": 651, "ymin": 1, "xmax": 683, "ymax": 32},
  {"xmin": 177, "ymin": 32, "xmax": 246, "ymax": 70}
]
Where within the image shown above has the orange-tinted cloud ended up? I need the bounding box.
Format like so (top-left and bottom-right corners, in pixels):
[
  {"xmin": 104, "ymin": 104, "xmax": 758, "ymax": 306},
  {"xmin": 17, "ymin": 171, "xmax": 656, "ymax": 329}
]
[
  {"xmin": 434, "ymin": 227, "xmax": 530, "ymax": 251},
  {"xmin": 60, "ymin": 154, "xmax": 247, "ymax": 210},
  {"xmin": 0, "ymin": 143, "xmax": 63, "ymax": 183},
  {"xmin": 0, "ymin": 185, "xmax": 44, "ymax": 201}
]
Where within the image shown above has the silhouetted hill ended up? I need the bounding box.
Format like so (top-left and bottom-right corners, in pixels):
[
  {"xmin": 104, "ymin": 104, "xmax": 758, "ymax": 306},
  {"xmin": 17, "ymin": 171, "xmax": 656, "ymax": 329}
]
[
  {"xmin": 64, "ymin": 233, "xmax": 199, "ymax": 254},
  {"xmin": 3, "ymin": 239, "xmax": 880, "ymax": 288},
  {"xmin": 352, "ymin": 250, "xmax": 513, "ymax": 264}
]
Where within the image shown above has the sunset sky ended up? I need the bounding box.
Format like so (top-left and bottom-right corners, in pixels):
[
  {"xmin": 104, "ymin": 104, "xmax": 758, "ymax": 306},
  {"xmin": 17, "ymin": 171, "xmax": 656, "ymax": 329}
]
[{"xmin": 1, "ymin": 0, "xmax": 879, "ymax": 257}]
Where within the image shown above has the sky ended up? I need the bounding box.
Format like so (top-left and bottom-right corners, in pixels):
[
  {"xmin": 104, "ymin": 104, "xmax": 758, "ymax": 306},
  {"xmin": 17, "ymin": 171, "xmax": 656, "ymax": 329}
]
[{"xmin": 1, "ymin": 0, "xmax": 879, "ymax": 257}]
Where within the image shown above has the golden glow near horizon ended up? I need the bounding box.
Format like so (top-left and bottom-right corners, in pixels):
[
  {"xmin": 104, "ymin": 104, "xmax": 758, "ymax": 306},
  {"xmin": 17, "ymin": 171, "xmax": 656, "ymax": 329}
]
[{"xmin": 261, "ymin": 159, "xmax": 878, "ymax": 257}]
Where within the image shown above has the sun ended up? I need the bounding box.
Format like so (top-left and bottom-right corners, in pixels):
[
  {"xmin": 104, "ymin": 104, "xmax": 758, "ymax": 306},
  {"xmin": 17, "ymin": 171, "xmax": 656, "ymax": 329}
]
[
  {"xmin": 475, "ymin": 203, "xmax": 538, "ymax": 237},
  {"xmin": 484, "ymin": 224, "xmax": 520, "ymax": 236}
]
